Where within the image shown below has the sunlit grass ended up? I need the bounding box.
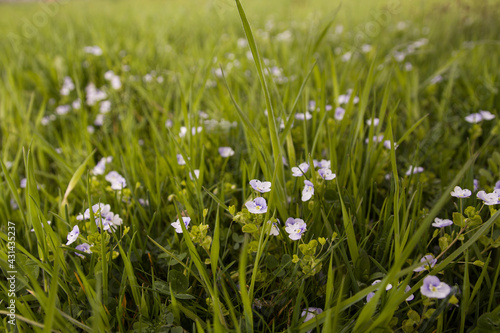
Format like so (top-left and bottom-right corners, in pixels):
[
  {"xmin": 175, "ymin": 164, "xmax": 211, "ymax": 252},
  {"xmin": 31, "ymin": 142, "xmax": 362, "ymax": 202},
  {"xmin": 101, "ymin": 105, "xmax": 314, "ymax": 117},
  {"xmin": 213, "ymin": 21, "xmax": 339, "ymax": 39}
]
[{"xmin": 1, "ymin": 0, "xmax": 500, "ymax": 332}]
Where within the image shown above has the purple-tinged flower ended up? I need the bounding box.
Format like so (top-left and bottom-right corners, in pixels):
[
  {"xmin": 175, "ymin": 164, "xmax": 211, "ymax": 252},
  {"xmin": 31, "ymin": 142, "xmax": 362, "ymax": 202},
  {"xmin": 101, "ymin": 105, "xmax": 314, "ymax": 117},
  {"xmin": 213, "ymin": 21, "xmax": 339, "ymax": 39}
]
[
  {"xmin": 177, "ymin": 154, "xmax": 186, "ymax": 165},
  {"xmin": 465, "ymin": 113, "xmax": 482, "ymax": 124},
  {"xmin": 366, "ymin": 118, "xmax": 380, "ymax": 127},
  {"xmin": 413, "ymin": 254, "xmax": 437, "ymax": 272},
  {"xmin": 302, "ymin": 180, "xmax": 314, "ymax": 201},
  {"xmin": 75, "ymin": 243, "xmax": 92, "ymax": 258},
  {"xmin": 479, "ymin": 110, "xmax": 495, "ymax": 120},
  {"xmin": 421, "ymin": 275, "xmax": 451, "ymax": 299},
  {"xmin": 20, "ymin": 178, "xmax": 27, "ymax": 188},
  {"xmin": 102, "ymin": 211, "xmax": 123, "ymax": 232},
  {"xmin": 105, "ymin": 171, "xmax": 127, "ymax": 190},
  {"xmin": 315, "ymin": 159, "xmax": 331, "ymax": 169},
  {"xmin": 249, "ymin": 179, "xmax": 272, "ymax": 193},
  {"xmin": 477, "ymin": 190, "xmax": 499, "ymax": 205},
  {"xmin": 432, "ymin": 218, "xmax": 453, "ymax": 228},
  {"xmin": 334, "ymin": 107, "xmax": 345, "ymax": 120},
  {"xmin": 245, "ymin": 197, "xmax": 268, "ymax": 214},
  {"xmin": 495, "ymin": 180, "xmax": 500, "ymax": 191},
  {"xmin": 404, "ymin": 285, "xmax": 415, "ymax": 301},
  {"xmin": 92, "ymin": 157, "xmax": 108, "ymax": 175},
  {"xmin": 77, "ymin": 203, "xmax": 111, "ymax": 221},
  {"xmin": 366, "ymin": 280, "xmax": 393, "ymax": 302},
  {"xmin": 292, "ymin": 162, "xmax": 309, "ymax": 177},
  {"xmin": 189, "ymin": 169, "xmax": 200, "ymax": 180},
  {"xmin": 301, "ymin": 307, "xmax": 323, "ymax": 326},
  {"xmin": 171, "ymin": 217, "xmax": 191, "ymax": 233},
  {"xmin": 474, "ymin": 179, "xmax": 479, "ymax": 192},
  {"xmin": 383, "ymin": 140, "xmax": 399, "ymax": 150},
  {"xmin": 450, "ymin": 186, "xmax": 471, "ymax": 198},
  {"xmin": 56, "ymin": 105, "xmax": 71, "ymax": 115},
  {"xmin": 285, "ymin": 218, "xmax": 307, "ymax": 240},
  {"xmin": 268, "ymin": 219, "xmax": 280, "ymax": 236},
  {"xmin": 365, "ymin": 135, "xmax": 384, "ymax": 144},
  {"xmin": 318, "ymin": 168, "xmax": 336, "ymax": 180},
  {"xmin": 295, "ymin": 112, "xmax": 312, "ymax": 120},
  {"xmin": 66, "ymin": 225, "xmax": 80, "ymax": 246},
  {"xmin": 405, "ymin": 165, "xmax": 424, "ymax": 176},
  {"xmin": 218, "ymin": 147, "xmax": 235, "ymax": 157}
]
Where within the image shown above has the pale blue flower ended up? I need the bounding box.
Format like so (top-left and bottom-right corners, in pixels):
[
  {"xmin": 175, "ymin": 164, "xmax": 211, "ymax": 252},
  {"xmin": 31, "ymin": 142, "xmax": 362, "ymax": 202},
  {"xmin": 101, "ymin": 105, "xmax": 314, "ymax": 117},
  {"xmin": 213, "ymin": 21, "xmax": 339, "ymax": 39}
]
[
  {"xmin": 75, "ymin": 243, "xmax": 92, "ymax": 258},
  {"xmin": 413, "ymin": 254, "xmax": 437, "ymax": 272},
  {"xmin": 421, "ymin": 275, "xmax": 451, "ymax": 299},
  {"xmin": 302, "ymin": 180, "xmax": 314, "ymax": 201},
  {"xmin": 249, "ymin": 179, "xmax": 272, "ymax": 193},
  {"xmin": 318, "ymin": 168, "xmax": 336, "ymax": 180},
  {"xmin": 245, "ymin": 197, "xmax": 268, "ymax": 214},
  {"xmin": 171, "ymin": 217, "xmax": 191, "ymax": 233},
  {"xmin": 432, "ymin": 218, "xmax": 453, "ymax": 228},
  {"xmin": 66, "ymin": 225, "xmax": 80, "ymax": 246},
  {"xmin": 450, "ymin": 186, "xmax": 471, "ymax": 198},
  {"xmin": 285, "ymin": 218, "xmax": 307, "ymax": 240},
  {"xmin": 218, "ymin": 147, "xmax": 235, "ymax": 157},
  {"xmin": 292, "ymin": 162, "xmax": 309, "ymax": 177}
]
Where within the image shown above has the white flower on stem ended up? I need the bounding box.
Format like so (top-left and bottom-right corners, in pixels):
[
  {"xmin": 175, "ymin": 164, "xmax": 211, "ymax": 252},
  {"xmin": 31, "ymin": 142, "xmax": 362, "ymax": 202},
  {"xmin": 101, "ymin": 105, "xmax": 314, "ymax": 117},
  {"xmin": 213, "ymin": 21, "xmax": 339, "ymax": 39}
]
[
  {"xmin": 450, "ymin": 186, "xmax": 471, "ymax": 198},
  {"xmin": 318, "ymin": 168, "xmax": 336, "ymax": 180},
  {"xmin": 105, "ymin": 171, "xmax": 127, "ymax": 190},
  {"xmin": 171, "ymin": 217, "xmax": 191, "ymax": 233},
  {"xmin": 302, "ymin": 180, "xmax": 314, "ymax": 201},
  {"xmin": 292, "ymin": 162, "xmax": 309, "ymax": 177},
  {"xmin": 66, "ymin": 225, "xmax": 80, "ymax": 246},
  {"xmin": 285, "ymin": 218, "xmax": 307, "ymax": 240}
]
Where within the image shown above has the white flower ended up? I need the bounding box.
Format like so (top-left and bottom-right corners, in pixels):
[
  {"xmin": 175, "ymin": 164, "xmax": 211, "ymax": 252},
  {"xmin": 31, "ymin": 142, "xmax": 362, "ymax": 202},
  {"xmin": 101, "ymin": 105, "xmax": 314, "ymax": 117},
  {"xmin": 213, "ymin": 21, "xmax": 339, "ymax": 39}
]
[
  {"xmin": 365, "ymin": 135, "xmax": 384, "ymax": 144},
  {"xmin": 171, "ymin": 217, "xmax": 191, "ymax": 233},
  {"xmin": 421, "ymin": 275, "xmax": 451, "ymax": 299},
  {"xmin": 245, "ymin": 197, "xmax": 268, "ymax": 214},
  {"xmin": 189, "ymin": 169, "xmax": 200, "ymax": 180},
  {"xmin": 477, "ymin": 190, "xmax": 499, "ymax": 205},
  {"xmin": 66, "ymin": 225, "xmax": 80, "ymax": 245},
  {"xmin": 84, "ymin": 45, "xmax": 103, "ymax": 56},
  {"xmin": 72, "ymin": 99, "xmax": 81, "ymax": 110},
  {"xmin": 465, "ymin": 113, "xmax": 482, "ymax": 124},
  {"xmin": 92, "ymin": 157, "xmax": 108, "ymax": 175},
  {"xmin": 99, "ymin": 100, "xmax": 111, "ymax": 113},
  {"xmin": 105, "ymin": 171, "xmax": 127, "ymax": 190},
  {"xmin": 479, "ymin": 110, "xmax": 495, "ymax": 120},
  {"xmin": 334, "ymin": 107, "xmax": 345, "ymax": 120},
  {"xmin": 383, "ymin": 140, "xmax": 399, "ymax": 150},
  {"xmin": 285, "ymin": 218, "xmax": 307, "ymax": 240},
  {"xmin": 75, "ymin": 243, "xmax": 92, "ymax": 258},
  {"xmin": 292, "ymin": 162, "xmax": 309, "ymax": 177},
  {"xmin": 432, "ymin": 218, "xmax": 453, "ymax": 228},
  {"xmin": 295, "ymin": 112, "xmax": 312, "ymax": 120},
  {"xmin": 56, "ymin": 105, "xmax": 71, "ymax": 115},
  {"xmin": 366, "ymin": 280, "xmax": 393, "ymax": 302},
  {"xmin": 249, "ymin": 179, "xmax": 272, "ymax": 193},
  {"xmin": 318, "ymin": 168, "xmax": 336, "ymax": 180},
  {"xmin": 77, "ymin": 203, "xmax": 111, "ymax": 221},
  {"xmin": 218, "ymin": 147, "xmax": 235, "ymax": 157},
  {"xmin": 366, "ymin": 118, "xmax": 380, "ymax": 126},
  {"xmin": 302, "ymin": 180, "xmax": 314, "ymax": 201},
  {"xmin": 405, "ymin": 166, "xmax": 424, "ymax": 176},
  {"xmin": 177, "ymin": 154, "xmax": 186, "ymax": 165},
  {"xmin": 450, "ymin": 186, "xmax": 471, "ymax": 198}
]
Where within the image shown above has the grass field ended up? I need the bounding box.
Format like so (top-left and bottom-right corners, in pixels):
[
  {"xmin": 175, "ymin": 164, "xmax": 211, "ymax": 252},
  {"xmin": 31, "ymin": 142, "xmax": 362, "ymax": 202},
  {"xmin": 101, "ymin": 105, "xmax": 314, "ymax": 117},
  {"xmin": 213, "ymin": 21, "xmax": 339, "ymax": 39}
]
[{"xmin": 1, "ymin": 0, "xmax": 500, "ymax": 332}]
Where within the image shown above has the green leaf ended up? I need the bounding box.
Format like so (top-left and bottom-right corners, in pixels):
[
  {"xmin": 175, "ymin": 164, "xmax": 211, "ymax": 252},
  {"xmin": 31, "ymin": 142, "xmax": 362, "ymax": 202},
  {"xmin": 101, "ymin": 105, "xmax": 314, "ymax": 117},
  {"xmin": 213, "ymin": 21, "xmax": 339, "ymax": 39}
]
[
  {"xmin": 168, "ymin": 270, "xmax": 189, "ymax": 293},
  {"xmin": 242, "ymin": 223, "xmax": 258, "ymax": 233},
  {"xmin": 453, "ymin": 212, "xmax": 465, "ymax": 227}
]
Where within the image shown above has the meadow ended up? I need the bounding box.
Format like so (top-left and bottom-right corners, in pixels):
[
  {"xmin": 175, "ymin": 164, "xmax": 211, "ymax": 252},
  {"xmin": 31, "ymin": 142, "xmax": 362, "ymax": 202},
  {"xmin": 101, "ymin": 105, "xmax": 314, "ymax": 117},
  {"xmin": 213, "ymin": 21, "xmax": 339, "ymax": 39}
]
[{"xmin": 1, "ymin": 0, "xmax": 500, "ymax": 331}]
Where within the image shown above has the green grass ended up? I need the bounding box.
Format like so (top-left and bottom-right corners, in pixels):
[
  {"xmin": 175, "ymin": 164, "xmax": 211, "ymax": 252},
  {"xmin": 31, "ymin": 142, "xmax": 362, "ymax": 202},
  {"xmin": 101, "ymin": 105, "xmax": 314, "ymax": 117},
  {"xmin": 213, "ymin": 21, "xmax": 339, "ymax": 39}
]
[{"xmin": 1, "ymin": 0, "xmax": 500, "ymax": 332}]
